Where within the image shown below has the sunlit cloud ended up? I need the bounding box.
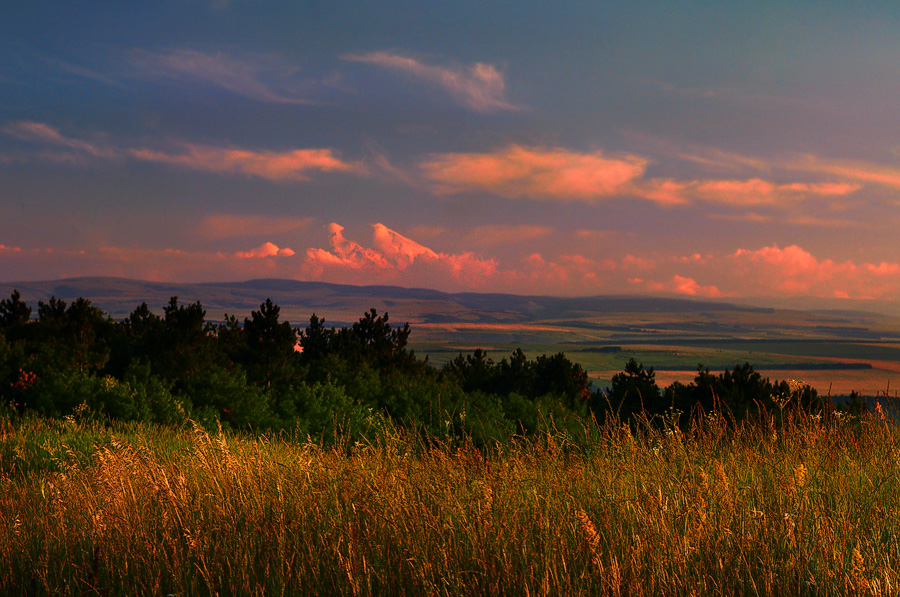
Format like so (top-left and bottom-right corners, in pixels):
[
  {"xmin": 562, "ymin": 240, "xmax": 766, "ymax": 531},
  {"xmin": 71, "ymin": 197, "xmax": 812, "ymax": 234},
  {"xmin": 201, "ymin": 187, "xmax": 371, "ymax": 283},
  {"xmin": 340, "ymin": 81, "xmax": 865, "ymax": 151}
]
[
  {"xmin": 130, "ymin": 49, "xmax": 313, "ymax": 104},
  {"xmin": 343, "ymin": 51, "xmax": 518, "ymax": 112},
  {"xmin": 421, "ymin": 145, "xmax": 647, "ymax": 201},
  {"xmin": 130, "ymin": 144, "xmax": 364, "ymax": 181},
  {"xmin": 640, "ymin": 177, "xmax": 861, "ymax": 206},
  {"xmin": 728, "ymin": 244, "xmax": 900, "ymax": 299},
  {"xmin": 666, "ymin": 275, "xmax": 724, "ymax": 298},
  {"xmin": 520, "ymin": 253, "xmax": 611, "ymax": 287},
  {"xmin": 3, "ymin": 121, "xmax": 365, "ymax": 182},
  {"xmin": 199, "ymin": 214, "xmax": 313, "ymax": 239},
  {"xmin": 302, "ymin": 223, "xmax": 498, "ymax": 288},
  {"xmin": 234, "ymin": 242, "xmax": 296, "ymax": 259}
]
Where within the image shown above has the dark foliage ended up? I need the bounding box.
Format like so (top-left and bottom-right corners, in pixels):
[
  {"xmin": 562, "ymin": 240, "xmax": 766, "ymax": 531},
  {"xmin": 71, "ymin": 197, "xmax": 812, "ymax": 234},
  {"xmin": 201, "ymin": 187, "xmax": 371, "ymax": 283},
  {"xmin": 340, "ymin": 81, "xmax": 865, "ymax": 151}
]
[{"xmin": 0, "ymin": 290, "xmax": 828, "ymax": 442}]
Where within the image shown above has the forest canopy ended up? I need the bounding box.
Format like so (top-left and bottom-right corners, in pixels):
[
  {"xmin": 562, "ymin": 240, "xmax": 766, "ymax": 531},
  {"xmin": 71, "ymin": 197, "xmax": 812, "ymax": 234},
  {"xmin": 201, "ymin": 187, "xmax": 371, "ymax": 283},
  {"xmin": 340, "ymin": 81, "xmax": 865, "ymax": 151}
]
[{"xmin": 0, "ymin": 291, "xmax": 829, "ymax": 445}]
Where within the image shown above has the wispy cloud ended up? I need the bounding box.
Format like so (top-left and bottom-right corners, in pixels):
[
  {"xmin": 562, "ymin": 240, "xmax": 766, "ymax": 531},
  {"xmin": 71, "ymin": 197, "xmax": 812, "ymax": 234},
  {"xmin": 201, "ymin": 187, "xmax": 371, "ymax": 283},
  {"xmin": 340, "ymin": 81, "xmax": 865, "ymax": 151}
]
[
  {"xmin": 790, "ymin": 155, "xmax": 900, "ymax": 191},
  {"xmin": 131, "ymin": 144, "xmax": 365, "ymax": 181},
  {"xmin": 4, "ymin": 121, "xmax": 365, "ymax": 182},
  {"xmin": 640, "ymin": 177, "xmax": 862, "ymax": 206},
  {"xmin": 420, "ymin": 145, "xmax": 647, "ymax": 201},
  {"xmin": 343, "ymin": 51, "xmax": 518, "ymax": 112},
  {"xmin": 4, "ymin": 120, "xmax": 117, "ymax": 159},
  {"xmin": 130, "ymin": 49, "xmax": 313, "ymax": 104}
]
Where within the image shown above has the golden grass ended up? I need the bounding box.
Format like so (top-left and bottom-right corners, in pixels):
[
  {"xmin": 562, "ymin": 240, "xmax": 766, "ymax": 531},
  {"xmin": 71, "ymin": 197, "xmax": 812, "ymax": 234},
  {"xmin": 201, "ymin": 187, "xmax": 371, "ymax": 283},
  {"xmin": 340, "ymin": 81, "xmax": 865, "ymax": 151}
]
[{"xmin": 2, "ymin": 412, "xmax": 900, "ymax": 595}]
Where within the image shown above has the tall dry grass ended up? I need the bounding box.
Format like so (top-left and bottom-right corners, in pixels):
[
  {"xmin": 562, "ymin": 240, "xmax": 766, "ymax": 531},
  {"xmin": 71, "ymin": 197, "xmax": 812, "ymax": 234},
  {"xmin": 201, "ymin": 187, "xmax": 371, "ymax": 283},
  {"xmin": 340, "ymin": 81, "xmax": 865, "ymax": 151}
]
[{"xmin": 2, "ymin": 409, "xmax": 899, "ymax": 595}]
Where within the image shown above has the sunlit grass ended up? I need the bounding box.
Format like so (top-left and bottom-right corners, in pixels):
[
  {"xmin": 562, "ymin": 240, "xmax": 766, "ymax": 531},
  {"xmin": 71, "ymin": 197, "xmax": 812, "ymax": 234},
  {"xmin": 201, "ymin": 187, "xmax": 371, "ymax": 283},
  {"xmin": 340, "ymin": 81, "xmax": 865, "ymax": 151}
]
[{"xmin": 2, "ymin": 409, "xmax": 899, "ymax": 595}]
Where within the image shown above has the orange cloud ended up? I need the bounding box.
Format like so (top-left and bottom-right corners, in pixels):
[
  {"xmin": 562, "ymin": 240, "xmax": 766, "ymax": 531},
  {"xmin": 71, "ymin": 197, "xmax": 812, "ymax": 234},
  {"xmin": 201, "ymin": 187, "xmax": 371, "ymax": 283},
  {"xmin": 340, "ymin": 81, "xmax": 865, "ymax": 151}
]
[
  {"xmin": 344, "ymin": 51, "xmax": 517, "ymax": 112},
  {"xmin": 235, "ymin": 242, "xmax": 296, "ymax": 259},
  {"xmin": 421, "ymin": 145, "xmax": 647, "ymax": 201},
  {"xmin": 130, "ymin": 145, "xmax": 364, "ymax": 182}
]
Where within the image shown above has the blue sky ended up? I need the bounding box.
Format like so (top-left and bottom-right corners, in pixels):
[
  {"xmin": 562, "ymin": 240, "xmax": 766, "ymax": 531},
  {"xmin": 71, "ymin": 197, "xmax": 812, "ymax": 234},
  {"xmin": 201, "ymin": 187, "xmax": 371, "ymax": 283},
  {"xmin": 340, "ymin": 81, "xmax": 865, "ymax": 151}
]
[{"xmin": 2, "ymin": 1, "xmax": 900, "ymax": 307}]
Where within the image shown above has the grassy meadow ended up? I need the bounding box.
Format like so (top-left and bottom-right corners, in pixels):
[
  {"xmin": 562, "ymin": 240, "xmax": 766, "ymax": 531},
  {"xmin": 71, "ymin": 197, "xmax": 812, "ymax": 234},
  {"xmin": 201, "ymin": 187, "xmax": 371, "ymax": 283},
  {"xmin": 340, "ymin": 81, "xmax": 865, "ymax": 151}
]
[{"xmin": 3, "ymin": 406, "xmax": 900, "ymax": 595}]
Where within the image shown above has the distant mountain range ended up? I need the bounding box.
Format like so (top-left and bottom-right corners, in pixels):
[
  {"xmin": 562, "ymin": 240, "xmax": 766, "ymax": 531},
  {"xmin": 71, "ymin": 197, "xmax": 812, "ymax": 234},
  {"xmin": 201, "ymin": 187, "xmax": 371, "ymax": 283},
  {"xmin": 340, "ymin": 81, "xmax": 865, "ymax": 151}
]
[{"xmin": 0, "ymin": 276, "xmax": 771, "ymax": 325}]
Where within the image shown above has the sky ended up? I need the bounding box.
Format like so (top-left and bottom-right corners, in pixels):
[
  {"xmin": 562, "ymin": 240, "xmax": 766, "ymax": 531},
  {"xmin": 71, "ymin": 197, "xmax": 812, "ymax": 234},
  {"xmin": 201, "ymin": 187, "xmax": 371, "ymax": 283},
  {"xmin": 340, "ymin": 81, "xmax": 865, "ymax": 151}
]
[{"xmin": 3, "ymin": 1, "xmax": 900, "ymax": 309}]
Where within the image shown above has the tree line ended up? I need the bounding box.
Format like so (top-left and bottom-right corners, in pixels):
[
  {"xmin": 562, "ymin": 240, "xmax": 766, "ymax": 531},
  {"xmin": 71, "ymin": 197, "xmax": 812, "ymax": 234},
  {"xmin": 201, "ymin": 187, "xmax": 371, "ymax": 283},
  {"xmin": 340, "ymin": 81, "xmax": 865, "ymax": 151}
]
[{"xmin": 0, "ymin": 290, "xmax": 831, "ymax": 444}]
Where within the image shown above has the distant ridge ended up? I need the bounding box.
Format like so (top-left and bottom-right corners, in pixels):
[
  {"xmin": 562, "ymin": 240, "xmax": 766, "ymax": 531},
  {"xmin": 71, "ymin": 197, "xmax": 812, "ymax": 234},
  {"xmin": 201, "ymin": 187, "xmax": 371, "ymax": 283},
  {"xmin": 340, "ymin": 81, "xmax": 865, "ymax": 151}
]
[{"xmin": 0, "ymin": 276, "xmax": 770, "ymax": 324}]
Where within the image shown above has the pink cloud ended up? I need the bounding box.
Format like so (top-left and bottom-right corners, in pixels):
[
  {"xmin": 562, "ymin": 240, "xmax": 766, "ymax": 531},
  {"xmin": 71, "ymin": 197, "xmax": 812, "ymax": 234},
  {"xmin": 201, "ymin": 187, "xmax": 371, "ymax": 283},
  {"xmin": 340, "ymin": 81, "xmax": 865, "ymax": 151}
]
[
  {"xmin": 130, "ymin": 145, "xmax": 364, "ymax": 182},
  {"xmin": 421, "ymin": 145, "xmax": 647, "ymax": 201},
  {"xmin": 344, "ymin": 51, "xmax": 517, "ymax": 112},
  {"xmin": 301, "ymin": 223, "xmax": 497, "ymax": 288},
  {"xmin": 642, "ymin": 177, "xmax": 861, "ymax": 206},
  {"xmin": 3, "ymin": 121, "xmax": 366, "ymax": 183},
  {"xmin": 514, "ymin": 252, "xmax": 618, "ymax": 294},
  {"xmin": 668, "ymin": 275, "xmax": 723, "ymax": 297},
  {"xmin": 621, "ymin": 254, "xmax": 655, "ymax": 271},
  {"xmin": 728, "ymin": 244, "xmax": 900, "ymax": 298},
  {"xmin": 235, "ymin": 242, "xmax": 296, "ymax": 259}
]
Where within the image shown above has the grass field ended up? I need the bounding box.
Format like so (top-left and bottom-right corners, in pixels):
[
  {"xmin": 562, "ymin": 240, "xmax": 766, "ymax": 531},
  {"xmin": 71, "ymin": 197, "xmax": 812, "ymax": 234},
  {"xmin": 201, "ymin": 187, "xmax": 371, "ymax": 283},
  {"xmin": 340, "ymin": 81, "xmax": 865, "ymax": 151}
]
[{"xmin": 3, "ymin": 407, "xmax": 900, "ymax": 595}]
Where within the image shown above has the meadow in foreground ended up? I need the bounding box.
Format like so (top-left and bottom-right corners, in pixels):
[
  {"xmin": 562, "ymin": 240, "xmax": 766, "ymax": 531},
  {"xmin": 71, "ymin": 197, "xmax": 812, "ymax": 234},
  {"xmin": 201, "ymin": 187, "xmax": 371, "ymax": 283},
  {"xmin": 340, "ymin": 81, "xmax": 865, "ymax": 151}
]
[{"xmin": 2, "ymin": 407, "xmax": 899, "ymax": 595}]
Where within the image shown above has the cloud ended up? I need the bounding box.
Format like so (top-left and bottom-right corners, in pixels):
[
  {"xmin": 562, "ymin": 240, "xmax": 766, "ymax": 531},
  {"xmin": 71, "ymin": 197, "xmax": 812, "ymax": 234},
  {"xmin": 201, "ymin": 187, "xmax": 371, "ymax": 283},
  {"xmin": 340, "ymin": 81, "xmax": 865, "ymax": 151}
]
[
  {"xmin": 302, "ymin": 223, "xmax": 498, "ymax": 288},
  {"xmin": 640, "ymin": 177, "xmax": 862, "ymax": 206},
  {"xmin": 790, "ymin": 156, "xmax": 900, "ymax": 191},
  {"xmin": 130, "ymin": 49, "xmax": 312, "ymax": 104},
  {"xmin": 3, "ymin": 121, "xmax": 366, "ymax": 182},
  {"xmin": 727, "ymin": 244, "xmax": 900, "ymax": 299},
  {"xmin": 420, "ymin": 145, "xmax": 647, "ymax": 201},
  {"xmin": 3, "ymin": 121, "xmax": 117, "ymax": 160},
  {"xmin": 344, "ymin": 51, "xmax": 517, "ymax": 112},
  {"xmin": 130, "ymin": 144, "xmax": 364, "ymax": 181},
  {"xmin": 666, "ymin": 275, "xmax": 724, "ymax": 298},
  {"xmin": 520, "ymin": 253, "xmax": 613, "ymax": 289},
  {"xmin": 235, "ymin": 242, "xmax": 296, "ymax": 259},
  {"xmin": 199, "ymin": 214, "xmax": 313, "ymax": 239}
]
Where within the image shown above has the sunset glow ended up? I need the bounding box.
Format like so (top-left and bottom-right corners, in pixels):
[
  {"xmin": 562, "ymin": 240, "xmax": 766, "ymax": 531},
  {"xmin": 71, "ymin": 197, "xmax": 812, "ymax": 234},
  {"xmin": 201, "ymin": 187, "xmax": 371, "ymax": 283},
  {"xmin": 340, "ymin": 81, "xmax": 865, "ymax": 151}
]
[{"xmin": 2, "ymin": 3, "xmax": 899, "ymax": 309}]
